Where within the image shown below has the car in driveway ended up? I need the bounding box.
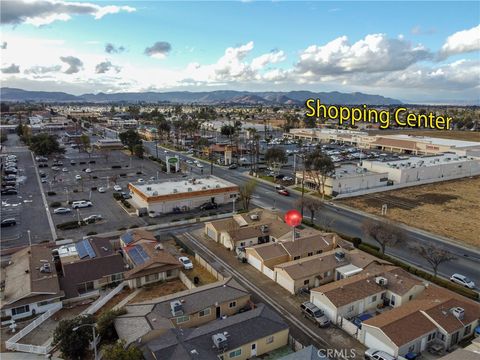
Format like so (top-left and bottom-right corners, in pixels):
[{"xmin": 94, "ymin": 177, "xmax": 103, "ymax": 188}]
[
  {"xmin": 450, "ymin": 273, "xmax": 475, "ymax": 289},
  {"xmin": 300, "ymin": 301, "xmax": 330, "ymax": 327},
  {"xmin": 200, "ymin": 202, "xmax": 218, "ymax": 210},
  {"xmin": 54, "ymin": 207, "xmax": 72, "ymax": 214},
  {"xmin": 364, "ymin": 349, "xmax": 396, "ymax": 360},
  {"xmin": 179, "ymin": 256, "xmax": 193, "ymax": 270},
  {"xmin": 113, "ymin": 185, "xmax": 122, "ymax": 191},
  {"xmin": 75, "ymin": 175, "xmax": 82, "ymax": 180},
  {"xmin": 72, "ymin": 200, "xmax": 93, "ymax": 209},
  {"xmin": 1, "ymin": 218, "xmax": 16, "ymax": 227},
  {"xmin": 277, "ymin": 189, "xmax": 289, "ymax": 196},
  {"xmin": 83, "ymin": 214, "xmax": 103, "ymax": 223},
  {"xmin": 1, "ymin": 188, "xmax": 18, "ymax": 195}
]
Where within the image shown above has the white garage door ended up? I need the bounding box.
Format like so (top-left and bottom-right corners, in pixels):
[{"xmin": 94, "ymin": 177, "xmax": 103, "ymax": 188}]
[
  {"xmin": 364, "ymin": 332, "xmax": 396, "ymax": 356},
  {"xmin": 248, "ymin": 255, "xmax": 263, "ymax": 271},
  {"xmin": 276, "ymin": 272, "xmax": 294, "ymax": 294},
  {"xmin": 263, "ymin": 266, "xmax": 276, "ymax": 281},
  {"xmin": 206, "ymin": 227, "xmax": 216, "ymax": 240}
]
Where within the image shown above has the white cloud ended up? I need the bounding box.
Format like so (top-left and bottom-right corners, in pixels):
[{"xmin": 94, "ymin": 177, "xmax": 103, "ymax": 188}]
[
  {"xmin": 439, "ymin": 24, "xmax": 480, "ymax": 58},
  {"xmin": 251, "ymin": 50, "xmax": 286, "ymax": 70},
  {"xmin": 1, "ymin": 0, "xmax": 136, "ymax": 26}
]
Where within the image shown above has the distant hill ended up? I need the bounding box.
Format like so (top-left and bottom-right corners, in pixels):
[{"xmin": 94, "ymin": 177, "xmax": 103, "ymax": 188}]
[{"xmin": 0, "ymin": 87, "xmax": 402, "ymax": 105}]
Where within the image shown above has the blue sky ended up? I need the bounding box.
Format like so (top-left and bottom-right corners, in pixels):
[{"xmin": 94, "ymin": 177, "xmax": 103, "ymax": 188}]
[{"xmin": 1, "ymin": 1, "xmax": 479, "ymax": 103}]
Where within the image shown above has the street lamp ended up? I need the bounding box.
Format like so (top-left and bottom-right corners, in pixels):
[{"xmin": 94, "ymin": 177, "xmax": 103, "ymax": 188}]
[
  {"xmin": 27, "ymin": 230, "xmax": 32, "ymax": 247},
  {"xmin": 76, "ymin": 208, "xmax": 81, "ymax": 226},
  {"xmin": 72, "ymin": 323, "xmax": 98, "ymax": 360}
]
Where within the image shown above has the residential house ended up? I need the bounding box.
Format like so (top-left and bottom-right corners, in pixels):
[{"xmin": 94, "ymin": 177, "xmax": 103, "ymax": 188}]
[
  {"xmin": 361, "ymin": 285, "xmax": 480, "ymax": 357},
  {"xmin": 279, "ymin": 345, "xmax": 328, "ymax": 360},
  {"xmin": 1, "ymin": 245, "xmax": 64, "ymax": 320},
  {"xmin": 245, "ymin": 233, "xmax": 339, "ymax": 280},
  {"xmin": 115, "ymin": 278, "xmax": 251, "ymax": 345},
  {"xmin": 310, "ymin": 267, "xmax": 425, "ymax": 324},
  {"xmin": 54, "ymin": 237, "xmax": 126, "ymax": 299},
  {"xmin": 140, "ymin": 303, "xmax": 289, "ymax": 360},
  {"xmin": 119, "ymin": 229, "xmax": 158, "ymax": 248},
  {"xmin": 123, "ymin": 242, "xmax": 182, "ymax": 288}
]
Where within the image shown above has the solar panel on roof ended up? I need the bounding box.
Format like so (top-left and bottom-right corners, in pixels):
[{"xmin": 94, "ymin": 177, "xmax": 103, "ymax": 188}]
[
  {"xmin": 76, "ymin": 240, "xmax": 88, "ymax": 259},
  {"xmin": 128, "ymin": 245, "xmax": 150, "ymax": 265},
  {"xmin": 122, "ymin": 232, "xmax": 134, "ymax": 244},
  {"xmin": 84, "ymin": 240, "xmax": 96, "ymax": 258}
]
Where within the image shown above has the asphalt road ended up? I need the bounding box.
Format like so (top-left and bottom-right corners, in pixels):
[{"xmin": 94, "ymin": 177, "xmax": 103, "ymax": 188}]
[{"xmin": 143, "ymin": 141, "xmax": 480, "ymax": 289}]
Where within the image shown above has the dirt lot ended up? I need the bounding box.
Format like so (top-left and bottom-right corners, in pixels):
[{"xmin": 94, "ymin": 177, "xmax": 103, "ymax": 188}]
[
  {"xmin": 95, "ymin": 288, "xmax": 134, "ymax": 317},
  {"xmin": 368, "ymin": 129, "xmax": 480, "ymax": 142},
  {"xmin": 129, "ymin": 279, "xmax": 187, "ymax": 303},
  {"xmin": 340, "ymin": 176, "xmax": 480, "ymax": 247},
  {"xmin": 183, "ymin": 257, "xmax": 218, "ymax": 286}
]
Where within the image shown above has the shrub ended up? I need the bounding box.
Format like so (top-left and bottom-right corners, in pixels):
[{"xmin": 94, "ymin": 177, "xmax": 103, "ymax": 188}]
[
  {"xmin": 47, "ymin": 191, "xmax": 57, "ymax": 196},
  {"xmin": 119, "ymin": 173, "xmax": 127, "ymax": 177},
  {"xmin": 121, "ymin": 199, "xmax": 131, "ymax": 208},
  {"xmin": 91, "ymin": 187, "xmax": 97, "ymax": 191},
  {"xmin": 56, "ymin": 220, "xmax": 84, "ymax": 230},
  {"xmin": 92, "ymin": 176, "xmax": 98, "ymax": 180},
  {"xmin": 352, "ymin": 237, "xmax": 362, "ymax": 248},
  {"xmin": 50, "ymin": 201, "xmax": 62, "ymax": 208},
  {"xmin": 129, "ymin": 224, "xmax": 139, "ymax": 229},
  {"xmin": 86, "ymin": 231, "xmax": 97, "ymax": 236},
  {"xmin": 113, "ymin": 192, "xmax": 122, "ymax": 201},
  {"xmin": 136, "ymin": 171, "xmax": 142, "ymax": 175},
  {"xmin": 112, "ymin": 165, "xmax": 121, "ymax": 169},
  {"xmin": 117, "ymin": 227, "xmax": 126, "ymax": 231}
]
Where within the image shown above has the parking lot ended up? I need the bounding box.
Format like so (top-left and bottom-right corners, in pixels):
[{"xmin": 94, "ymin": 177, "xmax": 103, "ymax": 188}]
[{"xmin": 1, "ymin": 135, "xmax": 53, "ymax": 248}]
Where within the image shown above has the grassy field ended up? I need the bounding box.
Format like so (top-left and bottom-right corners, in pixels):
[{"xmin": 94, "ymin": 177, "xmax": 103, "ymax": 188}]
[
  {"xmin": 340, "ymin": 176, "xmax": 480, "ymax": 248},
  {"xmin": 130, "ymin": 279, "xmax": 187, "ymax": 303},
  {"xmin": 367, "ymin": 129, "xmax": 480, "ymax": 142}
]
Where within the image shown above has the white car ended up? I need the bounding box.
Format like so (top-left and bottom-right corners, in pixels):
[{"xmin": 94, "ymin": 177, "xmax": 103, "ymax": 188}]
[
  {"xmin": 196, "ymin": 163, "xmax": 204, "ymax": 168},
  {"xmin": 137, "ymin": 178, "xmax": 145, "ymax": 183},
  {"xmin": 98, "ymin": 187, "xmax": 106, "ymax": 193},
  {"xmin": 364, "ymin": 349, "xmax": 395, "ymax": 360},
  {"xmin": 62, "ymin": 167, "xmax": 68, "ymax": 172},
  {"xmin": 54, "ymin": 207, "xmax": 71, "ymax": 214},
  {"xmin": 113, "ymin": 185, "xmax": 122, "ymax": 191},
  {"xmin": 75, "ymin": 175, "xmax": 82, "ymax": 180},
  {"xmin": 186, "ymin": 160, "xmax": 193, "ymax": 164},
  {"xmin": 83, "ymin": 214, "xmax": 102, "ymax": 223},
  {"xmin": 179, "ymin": 256, "xmax": 193, "ymax": 270},
  {"xmin": 450, "ymin": 273, "xmax": 475, "ymax": 289},
  {"xmin": 85, "ymin": 168, "xmax": 92, "ymax": 173},
  {"xmin": 51, "ymin": 166, "xmax": 61, "ymax": 171},
  {"xmin": 72, "ymin": 200, "xmax": 92, "ymax": 209}
]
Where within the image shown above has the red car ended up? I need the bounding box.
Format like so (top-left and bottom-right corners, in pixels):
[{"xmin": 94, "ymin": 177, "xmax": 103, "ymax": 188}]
[{"xmin": 277, "ymin": 189, "xmax": 289, "ymax": 196}]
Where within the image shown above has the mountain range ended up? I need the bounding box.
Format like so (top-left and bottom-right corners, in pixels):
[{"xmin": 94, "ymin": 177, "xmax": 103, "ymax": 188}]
[{"xmin": 0, "ymin": 87, "xmax": 402, "ymax": 105}]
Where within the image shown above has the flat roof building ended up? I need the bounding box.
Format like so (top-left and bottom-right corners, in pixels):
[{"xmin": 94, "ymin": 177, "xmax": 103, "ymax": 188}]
[{"xmin": 129, "ymin": 176, "xmax": 239, "ymax": 216}]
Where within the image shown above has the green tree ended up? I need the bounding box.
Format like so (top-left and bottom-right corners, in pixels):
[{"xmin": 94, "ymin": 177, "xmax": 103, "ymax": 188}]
[
  {"xmin": 29, "ymin": 133, "xmax": 64, "ymax": 156},
  {"xmin": 79, "ymin": 134, "xmax": 91, "ymax": 153},
  {"xmin": 119, "ymin": 130, "xmax": 142, "ymax": 155},
  {"xmin": 304, "ymin": 149, "xmax": 335, "ymax": 199},
  {"xmin": 97, "ymin": 308, "xmax": 126, "ymax": 342},
  {"xmin": 134, "ymin": 144, "xmax": 145, "ymax": 158},
  {"xmin": 239, "ymin": 179, "xmax": 257, "ymax": 211},
  {"xmin": 52, "ymin": 314, "xmax": 95, "ymax": 360},
  {"xmin": 101, "ymin": 340, "xmax": 143, "ymax": 360},
  {"xmin": 264, "ymin": 147, "xmax": 287, "ymax": 181}
]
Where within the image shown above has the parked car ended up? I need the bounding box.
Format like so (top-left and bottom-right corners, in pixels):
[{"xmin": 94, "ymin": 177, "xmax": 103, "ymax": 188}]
[
  {"xmin": 113, "ymin": 185, "xmax": 122, "ymax": 192},
  {"xmin": 2, "ymin": 181, "xmax": 16, "ymax": 187},
  {"xmin": 186, "ymin": 160, "xmax": 193, "ymax": 164},
  {"xmin": 275, "ymin": 174, "xmax": 285, "ymax": 180},
  {"xmin": 196, "ymin": 163, "xmax": 204, "ymax": 168},
  {"xmin": 39, "ymin": 172, "xmax": 47, "ymax": 178},
  {"xmin": 300, "ymin": 302, "xmax": 330, "ymax": 327},
  {"xmin": 41, "ymin": 178, "xmax": 48, "ymax": 183},
  {"xmin": 200, "ymin": 202, "xmax": 218, "ymax": 210},
  {"xmin": 54, "ymin": 207, "xmax": 72, "ymax": 214},
  {"xmin": 62, "ymin": 167, "xmax": 69, "ymax": 172},
  {"xmin": 137, "ymin": 178, "xmax": 144, "ymax": 183},
  {"xmin": 179, "ymin": 256, "xmax": 193, "ymax": 270},
  {"xmin": 282, "ymin": 176, "xmax": 293, "ymax": 182},
  {"xmin": 85, "ymin": 168, "xmax": 92, "ymax": 173},
  {"xmin": 1, "ymin": 218, "xmax": 16, "ymax": 227},
  {"xmin": 275, "ymin": 185, "xmax": 285, "ymax": 190},
  {"xmin": 3, "ymin": 175, "xmax": 16, "ymax": 181},
  {"xmin": 51, "ymin": 166, "xmax": 61, "ymax": 171},
  {"xmin": 72, "ymin": 200, "xmax": 92, "ymax": 209},
  {"xmin": 75, "ymin": 175, "xmax": 82, "ymax": 180},
  {"xmin": 364, "ymin": 349, "xmax": 396, "ymax": 360},
  {"xmin": 1, "ymin": 188, "xmax": 18, "ymax": 195},
  {"xmin": 4, "ymin": 168, "xmax": 17, "ymax": 174},
  {"xmin": 38, "ymin": 163, "xmax": 48, "ymax": 168},
  {"xmin": 70, "ymin": 160, "xmax": 76, "ymax": 165},
  {"xmin": 83, "ymin": 214, "xmax": 102, "ymax": 223},
  {"xmin": 121, "ymin": 192, "xmax": 132, "ymax": 199},
  {"xmin": 277, "ymin": 189, "xmax": 289, "ymax": 196},
  {"xmin": 98, "ymin": 187, "xmax": 106, "ymax": 193},
  {"xmin": 450, "ymin": 273, "xmax": 475, "ymax": 289},
  {"xmin": 228, "ymin": 163, "xmax": 238, "ymax": 169}
]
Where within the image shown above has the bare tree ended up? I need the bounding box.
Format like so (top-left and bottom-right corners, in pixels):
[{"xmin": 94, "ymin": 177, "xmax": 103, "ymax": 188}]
[
  {"xmin": 304, "ymin": 149, "xmax": 335, "ymax": 199},
  {"xmin": 414, "ymin": 244, "xmax": 456, "ymax": 278},
  {"xmin": 361, "ymin": 219, "xmax": 404, "ymax": 255},
  {"xmin": 294, "ymin": 197, "xmax": 322, "ymax": 223},
  {"xmin": 239, "ymin": 179, "xmax": 258, "ymax": 211}
]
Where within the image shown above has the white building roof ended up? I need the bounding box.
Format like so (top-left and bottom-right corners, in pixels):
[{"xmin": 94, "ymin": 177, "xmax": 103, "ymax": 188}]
[
  {"xmin": 336, "ymin": 264, "xmax": 363, "ymax": 277},
  {"xmin": 386, "ymin": 135, "xmax": 480, "ymax": 149},
  {"xmin": 366, "ymin": 153, "xmax": 478, "ymax": 169},
  {"xmin": 131, "ymin": 176, "xmax": 237, "ymax": 197}
]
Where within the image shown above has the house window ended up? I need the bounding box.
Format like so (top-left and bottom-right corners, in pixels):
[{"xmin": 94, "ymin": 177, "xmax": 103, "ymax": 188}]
[
  {"xmin": 266, "ymin": 336, "xmax": 274, "ymax": 344},
  {"xmin": 408, "ymin": 345, "xmax": 415, "ymax": 352},
  {"xmin": 304, "ymin": 279, "xmax": 310, "ymax": 285},
  {"xmin": 316, "ymin": 250, "xmax": 323, "ymax": 254},
  {"xmin": 440, "ymin": 334, "xmax": 445, "ymax": 341},
  {"xmin": 76, "ymin": 281, "xmax": 94, "ymax": 294},
  {"xmin": 464, "ymin": 325, "xmax": 472, "ymax": 336},
  {"xmin": 145, "ymin": 273, "xmax": 159, "ymax": 283},
  {"xmin": 166, "ymin": 270, "xmax": 173, "ymax": 277},
  {"xmin": 409, "ymin": 295, "xmax": 413, "ymax": 301},
  {"xmin": 11, "ymin": 305, "xmax": 30, "ymax": 316},
  {"xmin": 371, "ymin": 295, "xmax": 377, "ymax": 303},
  {"xmin": 307, "ymin": 252, "xmax": 313, "ymax": 257},
  {"xmin": 293, "ymin": 256, "xmax": 300, "ymax": 260},
  {"xmin": 348, "ymin": 305, "xmax": 354, "ymax": 312},
  {"xmin": 428, "ymin": 332, "xmax": 436, "ymax": 341},
  {"xmin": 199, "ymin": 308, "xmax": 211, "ymax": 317},
  {"xmin": 176, "ymin": 315, "xmax": 190, "ymax": 324},
  {"xmin": 240, "ymin": 242, "xmax": 245, "ymax": 247},
  {"xmin": 229, "ymin": 301, "xmax": 237, "ymax": 308},
  {"xmin": 111, "ymin": 273, "xmax": 123, "ymax": 282},
  {"xmin": 229, "ymin": 349, "xmax": 242, "ymax": 358}
]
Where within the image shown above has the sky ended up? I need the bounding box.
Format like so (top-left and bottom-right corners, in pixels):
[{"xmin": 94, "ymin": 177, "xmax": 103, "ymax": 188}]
[{"xmin": 0, "ymin": 1, "xmax": 479, "ymax": 103}]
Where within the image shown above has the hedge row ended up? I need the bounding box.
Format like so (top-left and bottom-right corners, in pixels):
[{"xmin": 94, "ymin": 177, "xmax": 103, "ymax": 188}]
[{"xmin": 56, "ymin": 220, "xmax": 85, "ymax": 230}]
